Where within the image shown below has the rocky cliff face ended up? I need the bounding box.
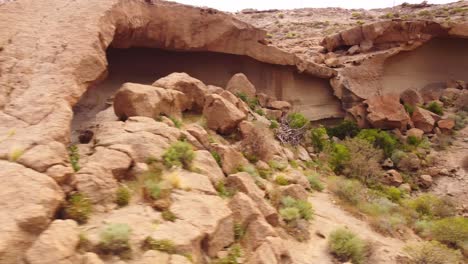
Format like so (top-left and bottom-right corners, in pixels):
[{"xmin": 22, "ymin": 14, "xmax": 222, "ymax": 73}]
[{"xmin": 0, "ymin": 0, "xmax": 467, "ymax": 263}]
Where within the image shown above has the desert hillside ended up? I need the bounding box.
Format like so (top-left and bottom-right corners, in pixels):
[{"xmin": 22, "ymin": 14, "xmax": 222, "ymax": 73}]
[{"xmin": 0, "ymin": 0, "xmax": 467, "ymax": 264}]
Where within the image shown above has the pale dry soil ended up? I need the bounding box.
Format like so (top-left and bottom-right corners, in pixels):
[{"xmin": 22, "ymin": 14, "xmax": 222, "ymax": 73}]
[
  {"xmin": 432, "ymin": 126, "xmax": 468, "ymax": 207},
  {"xmin": 286, "ymin": 191, "xmax": 417, "ymax": 264}
]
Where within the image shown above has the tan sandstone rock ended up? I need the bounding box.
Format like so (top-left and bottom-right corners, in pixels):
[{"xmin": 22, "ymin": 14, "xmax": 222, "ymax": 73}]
[
  {"xmin": 437, "ymin": 119, "xmax": 455, "ymax": 134},
  {"xmin": 226, "ymin": 73, "xmax": 257, "ymax": 98},
  {"xmin": 226, "ymin": 172, "xmax": 279, "ymax": 226},
  {"xmin": 203, "ymin": 94, "xmax": 247, "ymax": 134},
  {"xmin": 25, "ymin": 220, "xmax": 79, "ymax": 264},
  {"xmin": 114, "ymin": 83, "xmax": 188, "ymax": 120},
  {"xmin": 152, "ymin": 72, "xmax": 208, "ymax": 111},
  {"xmin": 412, "ymin": 107, "xmax": 435, "ymax": 133},
  {"xmin": 366, "ymin": 95, "xmax": 410, "ymax": 130},
  {"xmin": 383, "ymin": 169, "xmax": 403, "ymax": 187},
  {"xmin": 192, "ymin": 150, "xmax": 225, "ymax": 184},
  {"xmin": 211, "ymin": 144, "xmax": 249, "ymax": 175},
  {"xmin": 407, "ymin": 128, "xmax": 424, "ymax": 140},
  {"xmin": 170, "ymin": 191, "xmax": 234, "ymax": 257}
]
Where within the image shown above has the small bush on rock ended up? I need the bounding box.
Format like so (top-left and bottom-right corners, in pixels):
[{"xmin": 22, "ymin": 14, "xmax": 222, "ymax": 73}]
[
  {"xmin": 404, "ymin": 241, "xmax": 463, "ymax": 264},
  {"xmin": 424, "ymin": 101, "xmax": 444, "ymax": 115},
  {"xmin": 269, "ymin": 120, "xmax": 279, "ymax": 129},
  {"xmin": 162, "ymin": 141, "xmax": 195, "ymax": 169},
  {"xmin": 280, "ymin": 196, "xmax": 314, "ymax": 221},
  {"xmin": 98, "ymin": 223, "xmax": 132, "ymax": 255},
  {"xmin": 64, "ymin": 193, "xmax": 92, "ymax": 224},
  {"xmin": 329, "ymin": 228, "xmax": 369, "ymax": 264},
  {"xmin": 144, "ymin": 237, "xmax": 176, "ymax": 254},
  {"xmin": 275, "ymin": 175, "xmax": 290, "ymax": 186},
  {"xmin": 168, "ymin": 116, "xmax": 182, "ymax": 128},
  {"xmin": 403, "ymin": 194, "xmax": 456, "ymax": 220},
  {"xmin": 287, "ymin": 113, "xmax": 309, "ymax": 129},
  {"xmin": 115, "ymin": 186, "xmax": 131, "ymax": 207},
  {"xmin": 161, "ymin": 210, "xmax": 177, "ymax": 222},
  {"xmin": 69, "ymin": 145, "xmax": 80, "ymax": 172},
  {"xmin": 326, "ymin": 120, "xmax": 360, "ymax": 140},
  {"xmin": 211, "ymin": 151, "xmax": 222, "ymax": 167},
  {"xmin": 213, "ymin": 244, "xmax": 242, "ymax": 264}
]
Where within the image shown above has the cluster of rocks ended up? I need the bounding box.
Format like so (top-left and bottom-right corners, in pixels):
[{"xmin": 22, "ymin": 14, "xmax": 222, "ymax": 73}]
[{"xmin": 23, "ymin": 72, "xmax": 318, "ymax": 264}]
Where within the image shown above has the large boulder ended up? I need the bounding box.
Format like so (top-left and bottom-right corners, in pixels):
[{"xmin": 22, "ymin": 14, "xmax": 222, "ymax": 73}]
[
  {"xmin": 192, "ymin": 150, "xmax": 225, "ymax": 184},
  {"xmin": 170, "ymin": 191, "xmax": 234, "ymax": 257},
  {"xmin": 239, "ymin": 121, "xmax": 284, "ymax": 162},
  {"xmin": 226, "ymin": 73, "xmax": 256, "ymax": 98},
  {"xmin": 114, "ymin": 83, "xmax": 188, "ymax": 120},
  {"xmin": 226, "ymin": 172, "xmax": 279, "ymax": 226},
  {"xmin": 400, "ymin": 89, "xmax": 423, "ymax": 106},
  {"xmin": 203, "ymin": 94, "xmax": 247, "ymax": 134},
  {"xmin": 412, "ymin": 107, "xmax": 435, "ymax": 133},
  {"xmin": 152, "ymin": 72, "xmax": 208, "ymax": 111},
  {"xmin": 25, "ymin": 220, "xmax": 79, "ymax": 264},
  {"xmin": 0, "ymin": 161, "xmax": 63, "ymax": 263},
  {"xmin": 228, "ymin": 192, "xmax": 262, "ymax": 227},
  {"xmin": 407, "ymin": 128, "xmax": 424, "ymax": 139},
  {"xmin": 211, "ymin": 144, "xmax": 249, "ymax": 175},
  {"xmin": 366, "ymin": 95, "xmax": 410, "ymax": 130},
  {"xmin": 437, "ymin": 119, "xmax": 455, "ymax": 134},
  {"xmin": 246, "ymin": 237, "xmax": 292, "ymax": 264},
  {"xmin": 382, "ymin": 169, "xmax": 403, "ymax": 187}
]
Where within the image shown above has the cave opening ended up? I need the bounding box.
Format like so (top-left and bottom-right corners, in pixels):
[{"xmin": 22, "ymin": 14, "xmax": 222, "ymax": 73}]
[{"xmin": 71, "ymin": 47, "xmax": 343, "ymax": 142}]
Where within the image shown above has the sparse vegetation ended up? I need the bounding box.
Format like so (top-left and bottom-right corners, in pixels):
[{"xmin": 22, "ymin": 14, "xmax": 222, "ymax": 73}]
[
  {"xmin": 280, "ymin": 196, "xmax": 314, "ymax": 221},
  {"xmin": 424, "ymin": 101, "xmax": 444, "ymax": 115},
  {"xmin": 287, "ymin": 113, "xmax": 309, "ymax": 129},
  {"xmin": 213, "ymin": 244, "xmax": 242, "ymax": 264},
  {"xmin": 215, "ymin": 181, "xmax": 235, "ymax": 198},
  {"xmin": 404, "ymin": 103, "xmax": 415, "ymax": 116},
  {"xmin": 310, "ymin": 126, "xmax": 329, "ymax": 152},
  {"xmin": 144, "ymin": 237, "xmax": 176, "ymax": 254},
  {"xmin": 64, "ymin": 193, "xmax": 92, "ymax": 224},
  {"xmin": 404, "ymin": 241, "xmax": 463, "ymax": 264},
  {"xmin": 329, "ymin": 228, "xmax": 369, "ymax": 264},
  {"xmin": 428, "ymin": 217, "xmax": 468, "ymax": 249},
  {"xmin": 307, "ymin": 173, "xmax": 324, "ymax": 192},
  {"xmin": 275, "ymin": 175, "xmax": 290, "ymax": 186},
  {"xmin": 161, "ymin": 210, "xmax": 177, "ymax": 222},
  {"xmin": 98, "ymin": 223, "xmax": 132, "ymax": 255},
  {"xmin": 115, "ymin": 186, "xmax": 131, "ymax": 207},
  {"xmin": 269, "ymin": 119, "xmax": 279, "ymax": 129},
  {"xmin": 69, "ymin": 145, "xmax": 80, "ymax": 172},
  {"xmin": 169, "ymin": 116, "xmax": 182, "ymax": 128},
  {"xmin": 326, "ymin": 120, "xmax": 360, "ymax": 140},
  {"xmin": 234, "ymin": 223, "xmax": 246, "ymax": 241},
  {"xmin": 211, "ymin": 151, "xmax": 222, "ymax": 167},
  {"xmin": 162, "ymin": 141, "xmax": 195, "ymax": 169}
]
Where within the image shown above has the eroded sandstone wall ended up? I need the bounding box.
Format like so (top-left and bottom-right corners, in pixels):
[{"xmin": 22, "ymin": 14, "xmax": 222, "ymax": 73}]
[{"xmin": 382, "ymin": 38, "xmax": 468, "ymax": 94}]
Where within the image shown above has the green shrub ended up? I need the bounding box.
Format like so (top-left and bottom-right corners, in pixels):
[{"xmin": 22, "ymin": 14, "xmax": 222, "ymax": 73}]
[
  {"xmin": 287, "ymin": 113, "xmax": 309, "ymax": 129},
  {"xmin": 403, "ymin": 194, "xmax": 456, "ymax": 219},
  {"xmin": 215, "ymin": 181, "xmax": 235, "ymax": 198},
  {"xmin": 307, "ymin": 173, "xmax": 324, "ymax": 192},
  {"xmin": 268, "ymin": 160, "xmax": 288, "ymax": 171},
  {"xmin": 144, "ymin": 237, "xmax": 176, "ymax": 254},
  {"xmin": 357, "ymin": 129, "xmax": 397, "ymax": 157},
  {"xmin": 161, "ymin": 210, "xmax": 177, "ymax": 222},
  {"xmin": 328, "ymin": 177, "xmax": 365, "ymax": 206},
  {"xmin": 64, "ymin": 193, "xmax": 92, "ymax": 224},
  {"xmin": 143, "ymin": 180, "xmax": 162, "ymax": 200},
  {"xmin": 69, "ymin": 145, "xmax": 80, "ymax": 172},
  {"xmin": 310, "ymin": 126, "xmax": 329, "ymax": 152},
  {"xmin": 98, "ymin": 223, "xmax": 132, "ymax": 254},
  {"xmin": 453, "ymin": 111, "xmax": 467, "ymax": 130},
  {"xmin": 280, "ymin": 196, "xmax": 314, "ymax": 221},
  {"xmin": 255, "ymin": 108, "xmax": 265, "ymax": 116},
  {"xmin": 115, "ymin": 186, "xmax": 131, "ymax": 207},
  {"xmin": 211, "ymin": 151, "xmax": 222, "ymax": 167},
  {"xmin": 162, "ymin": 141, "xmax": 195, "ymax": 169},
  {"xmin": 234, "ymin": 223, "xmax": 246, "ymax": 241},
  {"xmin": 404, "ymin": 103, "xmax": 415, "ymax": 116},
  {"xmin": 328, "ymin": 143, "xmax": 351, "ymax": 173},
  {"xmin": 424, "ymin": 101, "xmax": 444, "ymax": 115},
  {"xmin": 328, "ymin": 228, "xmax": 368, "ymax": 264},
  {"xmin": 429, "ymin": 217, "xmax": 468, "ymax": 248},
  {"xmin": 341, "ymin": 138, "xmax": 384, "ymax": 185},
  {"xmin": 407, "ymin": 135, "xmax": 422, "ymax": 146},
  {"xmin": 404, "ymin": 241, "xmax": 463, "ymax": 264},
  {"xmin": 269, "ymin": 120, "xmax": 279, "ymax": 129},
  {"xmin": 236, "ymin": 92, "xmax": 248, "ymax": 102},
  {"xmin": 279, "ymin": 207, "xmax": 301, "ymax": 222},
  {"xmin": 275, "ymin": 175, "xmax": 290, "ymax": 186},
  {"xmin": 382, "ymin": 186, "xmax": 403, "ymax": 202},
  {"xmin": 326, "ymin": 120, "xmax": 360, "ymax": 140},
  {"xmin": 168, "ymin": 116, "xmax": 182, "ymax": 128}
]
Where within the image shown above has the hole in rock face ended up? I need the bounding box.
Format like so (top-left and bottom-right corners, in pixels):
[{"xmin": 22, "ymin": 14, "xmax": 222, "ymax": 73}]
[
  {"xmin": 71, "ymin": 48, "xmax": 343, "ymax": 142},
  {"xmin": 382, "ymin": 38, "xmax": 468, "ymax": 95}
]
